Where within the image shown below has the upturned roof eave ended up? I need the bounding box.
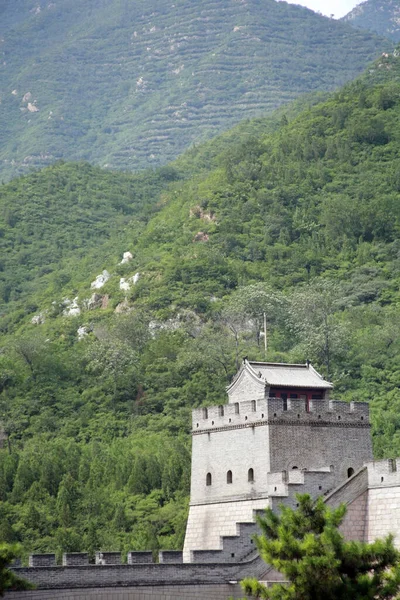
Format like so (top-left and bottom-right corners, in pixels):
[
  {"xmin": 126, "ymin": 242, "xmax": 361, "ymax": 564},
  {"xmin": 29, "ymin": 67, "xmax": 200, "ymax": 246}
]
[{"xmin": 226, "ymin": 360, "xmax": 266, "ymax": 394}]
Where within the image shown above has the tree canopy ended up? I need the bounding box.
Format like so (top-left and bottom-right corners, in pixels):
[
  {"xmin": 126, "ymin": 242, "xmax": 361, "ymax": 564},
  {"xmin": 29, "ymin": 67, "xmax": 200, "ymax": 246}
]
[{"xmin": 242, "ymin": 494, "xmax": 400, "ymax": 600}]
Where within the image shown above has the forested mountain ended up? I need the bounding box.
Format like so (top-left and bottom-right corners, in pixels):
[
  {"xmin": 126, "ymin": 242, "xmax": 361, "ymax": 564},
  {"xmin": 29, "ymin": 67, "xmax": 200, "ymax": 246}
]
[
  {"xmin": 1, "ymin": 49, "xmax": 400, "ymax": 561},
  {"xmin": 0, "ymin": 0, "xmax": 390, "ymax": 182},
  {"xmin": 343, "ymin": 0, "xmax": 400, "ymax": 42}
]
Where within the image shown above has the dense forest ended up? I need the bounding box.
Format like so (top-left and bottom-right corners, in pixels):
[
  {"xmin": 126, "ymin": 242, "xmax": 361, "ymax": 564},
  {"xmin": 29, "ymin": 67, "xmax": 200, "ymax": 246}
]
[
  {"xmin": 1, "ymin": 48, "xmax": 400, "ymax": 562},
  {"xmin": 0, "ymin": 0, "xmax": 390, "ymax": 181}
]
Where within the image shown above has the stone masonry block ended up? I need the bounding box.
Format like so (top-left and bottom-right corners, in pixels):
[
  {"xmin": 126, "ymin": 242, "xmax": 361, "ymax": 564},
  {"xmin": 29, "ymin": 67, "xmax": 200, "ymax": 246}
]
[
  {"xmin": 127, "ymin": 552, "xmax": 153, "ymax": 564},
  {"xmin": 62, "ymin": 553, "xmax": 89, "ymax": 566},
  {"xmin": 29, "ymin": 554, "xmax": 56, "ymax": 567}
]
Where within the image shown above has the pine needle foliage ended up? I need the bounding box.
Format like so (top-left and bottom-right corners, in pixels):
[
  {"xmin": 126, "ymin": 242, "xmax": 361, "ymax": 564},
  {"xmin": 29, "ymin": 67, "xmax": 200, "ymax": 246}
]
[
  {"xmin": 0, "ymin": 543, "xmax": 34, "ymax": 595},
  {"xmin": 242, "ymin": 494, "xmax": 400, "ymax": 600}
]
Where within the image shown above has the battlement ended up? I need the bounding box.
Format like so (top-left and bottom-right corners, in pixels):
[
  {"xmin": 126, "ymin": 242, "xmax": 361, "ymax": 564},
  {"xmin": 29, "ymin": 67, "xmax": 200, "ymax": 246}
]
[
  {"xmin": 24, "ymin": 551, "xmax": 184, "ymax": 567},
  {"xmin": 367, "ymin": 459, "xmax": 400, "ymax": 487},
  {"xmin": 192, "ymin": 398, "xmax": 369, "ymax": 432},
  {"xmin": 12, "ymin": 553, "xmax": 274, "ymax": 591},
  {"xmin": 267, "ymin": 467, "xmax": 335, "ymax": 507}
]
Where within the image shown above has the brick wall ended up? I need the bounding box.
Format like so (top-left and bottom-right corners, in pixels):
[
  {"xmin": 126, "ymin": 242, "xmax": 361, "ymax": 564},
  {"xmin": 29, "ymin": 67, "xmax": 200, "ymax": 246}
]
[
  {"xmin": 366, "ymin": 487, "xmax": 400, "ymax": 547},
  {"xmin": 10, "ymin": 553, "xmax": 273, "ymax": 592},
  {"xmin": 340, "ymin": 491, "xmax": 368, "ymax": 541},
  {"xmin": 268, "ymin": 418, "xmax": 372, "ymax": 487},
  {"xmin": 4, "ymin": 583, "xmax": 247, "ymax": 600}
]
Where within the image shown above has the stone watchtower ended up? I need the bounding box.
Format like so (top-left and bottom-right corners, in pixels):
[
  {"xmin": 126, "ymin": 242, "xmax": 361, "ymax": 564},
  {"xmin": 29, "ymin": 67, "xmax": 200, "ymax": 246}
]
[{"xmin": 183, "ymin": 360, "xmax": 373, "ymax": 562}]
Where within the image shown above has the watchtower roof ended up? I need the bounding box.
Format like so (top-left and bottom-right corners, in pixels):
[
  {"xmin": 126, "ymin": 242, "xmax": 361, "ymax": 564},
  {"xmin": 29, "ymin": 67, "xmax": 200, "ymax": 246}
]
[{"xmin": 227, "ymin": 359, "xmax": 333, "ymax": 392}]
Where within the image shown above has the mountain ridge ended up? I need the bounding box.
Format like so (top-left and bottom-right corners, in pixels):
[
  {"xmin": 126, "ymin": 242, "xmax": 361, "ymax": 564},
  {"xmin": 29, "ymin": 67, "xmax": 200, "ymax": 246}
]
[
  {"xmin": 343, "ymin": 0, "xmax": 400, "ymax": 42},
  {"xmin": 0, "ymin": 0, "xmax": 390, "ymax": 181}
]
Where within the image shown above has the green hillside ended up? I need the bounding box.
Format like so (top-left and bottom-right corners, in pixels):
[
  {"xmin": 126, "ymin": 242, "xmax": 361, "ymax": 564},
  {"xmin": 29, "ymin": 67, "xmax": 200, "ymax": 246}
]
[
  {"xmin": 0, "ymin": 0, "xmax": 390, "ymax": 182},
  {"xmin": 343, "ymin": 0, "xmax": 400, "ymax": 42},
  {"xmin": 0, "ymin": 162, "xmax": 177, "ymax": 321},
  {"xmin": 1, "ymin": 49, "xmax": 400, "ymax": 560}
]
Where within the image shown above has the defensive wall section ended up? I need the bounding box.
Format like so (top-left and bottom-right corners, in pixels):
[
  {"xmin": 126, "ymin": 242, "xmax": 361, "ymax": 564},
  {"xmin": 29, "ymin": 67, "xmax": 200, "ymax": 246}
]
[
  {"xmin": 326, "ymin": 459, "xmax": 400, "ymax": 547},
  {"xmin": 7, "ymin": 551, "xmax": 277, "ymax": 599},
  {"xmin": 4, "ymin": 584, "xmax": 247, "ymax": 600},
  {"xmin": 184, "ymin": 397, "xmax": 372, "ymax": 561}
]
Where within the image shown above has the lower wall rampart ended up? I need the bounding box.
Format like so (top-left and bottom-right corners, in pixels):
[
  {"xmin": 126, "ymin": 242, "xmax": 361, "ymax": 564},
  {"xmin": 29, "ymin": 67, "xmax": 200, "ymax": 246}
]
[
  {"xmin": 4, "ymin": 583, "xmax": 246, "ymax": 600},
  {"xmin": 9, "ymin": 554, "xmax": 272, "ymax": 592}
]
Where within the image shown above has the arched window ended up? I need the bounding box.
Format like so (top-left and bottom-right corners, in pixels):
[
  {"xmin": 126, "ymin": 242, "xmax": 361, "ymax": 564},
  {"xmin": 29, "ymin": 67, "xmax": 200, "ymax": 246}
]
[
  {"xmin": 347, "ymin": 467, "xmax": 354, "ymax": 478},
  {"xmin": 203, "ymin": 407, "xmax": 208, "ymax": 419},
  {"xmin": 234, "ymin": 403, "xmax": 239, "ymax": 415},
  {"xmin": 251, "ymin": 400, "xmax": 256, "ymax": 412},
  {"xmin": 227, "ymin": 470, "xmax": 233, "ymax": 484},
  {"xmin": 218, "ymin": 405, "xmax": 224, "ymax": 417},
  {"xmin": 248, "ymin": 468, "xmax": 254, "ymax": 483},
  {"xmin": 292, "ymin": 466, "xmax": 298, "ymax": 470},
  {"xmin": 206, "ymin": 472, "xmax": 212, "ymax": 486}
]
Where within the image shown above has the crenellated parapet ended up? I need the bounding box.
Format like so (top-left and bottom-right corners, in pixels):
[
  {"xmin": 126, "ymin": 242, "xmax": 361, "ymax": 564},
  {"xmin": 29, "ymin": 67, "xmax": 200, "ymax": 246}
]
[
  {"xmin": 367, "ymin": 459, "xmax": 400, "ymax": 487},
  {"xmin": 24, "ymin": 551, "xmax": 185, "ymax": 567},
  {"xmin": 192, "ymin": 398, "xmax": 370, "ymax": 433},
  {"xmin": 267, "ymin": 467, "xmax": 335, "ymax": 510}
]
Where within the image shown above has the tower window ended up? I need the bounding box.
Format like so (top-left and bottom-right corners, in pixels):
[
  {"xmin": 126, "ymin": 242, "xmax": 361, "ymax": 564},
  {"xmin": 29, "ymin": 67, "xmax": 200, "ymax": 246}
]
[
  {"xmin": 251, "ymin": 400, "xmax": 256, "ymax": 412},
  {"xmin": 203, "ymin": 408, "xmax": 208, "ymax": 419},
  {"xmin": 227, "ymin": 470, "xmax": 233, "ymax": 484},
  {"xmin": 206, "ymin": 473, "xmax": 212, "ymax": 486},
  {"xmin": 234, "ymin": 403, "xmax": 239, "ymax": 415},
  {"xmin": 347, "ymin": 467, "xmax": 354, "ymax": 478},
  {"xmin": 248, "ymin": 468, "xmax": 254, "ymax": 482},
  {"xmin": 219, "ymin": 405, "xmax": 224, "ymax": 417}
]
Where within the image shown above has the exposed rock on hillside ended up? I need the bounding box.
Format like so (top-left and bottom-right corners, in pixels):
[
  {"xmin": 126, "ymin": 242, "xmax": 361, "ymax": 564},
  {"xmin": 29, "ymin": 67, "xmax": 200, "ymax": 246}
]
[
  {"xmin": 91, "ymin": 270, "xmax": 110, "ymax": 290},
  {"xmin": 63, "ymin": 297, "xmax": 81, "ymax": 317},
  {"xmin": 343, "ymin": 0, "xmax": 400, "ymax": 42}
]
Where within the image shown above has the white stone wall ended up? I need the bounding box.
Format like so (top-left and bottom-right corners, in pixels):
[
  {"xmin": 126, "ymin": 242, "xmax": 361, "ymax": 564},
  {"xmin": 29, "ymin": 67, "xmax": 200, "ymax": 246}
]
[
  {"xmin": 227, "ymin": 370, "xmax": 266, "ymax": 403},
  {"xmin": 183, "ymin": 498, "xmax": 269, "ymax": 562},
  {"xmin": 189, "ymin": 424, "xmax": 270, "ymax": 504}
]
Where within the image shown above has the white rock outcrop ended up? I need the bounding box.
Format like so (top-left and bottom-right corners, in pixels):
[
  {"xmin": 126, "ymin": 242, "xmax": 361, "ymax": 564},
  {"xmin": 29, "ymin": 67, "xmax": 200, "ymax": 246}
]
[
  {"xmin": 132, "ymin": 272, "xmax": 140, "ymax": 284},
  {"xmin": 63, "ymin": 297, "xmax": 81, "ymax": 317},
  {"xmin": 31, "ymin": 312, "xmax": 45, "ymax": 325},
  {"xmin": 77, "ymin": 326, "xmax": 89, "ymax": 340},
  {"xmin": 91, "ymin": 270, "xmax": 110, "ymax": 289},
  {"xmin": 120, "ymin": 251, "xmax": 133, "ymax": 264},
  {"xmin": 27, "ymin": 102, "xmax": 39, "ymax": 113},
  {"xmin": 119, "ymin": 278, "xmax": 130, "ymax": 292},
  {"xmin": 115, "ymin": 299, "xmax": 131, "ymax": 314}
]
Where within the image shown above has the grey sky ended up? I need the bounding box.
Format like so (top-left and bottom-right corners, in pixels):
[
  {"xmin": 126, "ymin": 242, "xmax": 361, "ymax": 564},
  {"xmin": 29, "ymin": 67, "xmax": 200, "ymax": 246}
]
[{"xmin": 283, "ymin": 0, "xmax": 362, "ymax": 18}]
